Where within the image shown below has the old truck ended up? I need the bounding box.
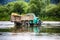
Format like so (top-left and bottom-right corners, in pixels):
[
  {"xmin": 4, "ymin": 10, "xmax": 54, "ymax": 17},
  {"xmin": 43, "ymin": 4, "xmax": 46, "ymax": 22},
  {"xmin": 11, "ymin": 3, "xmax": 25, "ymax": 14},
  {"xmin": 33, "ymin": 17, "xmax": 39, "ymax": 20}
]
[
  {"xmin": 11, "ymin": 13, "xmax": 41, "ymax": 26},
  {"xmin": 11, "ymin": 13, "xmax": 41, "ymax": 33}
]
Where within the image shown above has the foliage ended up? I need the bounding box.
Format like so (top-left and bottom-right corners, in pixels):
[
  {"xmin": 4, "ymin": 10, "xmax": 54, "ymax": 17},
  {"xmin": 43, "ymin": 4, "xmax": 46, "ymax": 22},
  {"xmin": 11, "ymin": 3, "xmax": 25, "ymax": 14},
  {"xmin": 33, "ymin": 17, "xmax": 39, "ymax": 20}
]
[
  {"xmin": 28, "ymin": 0, "xmax": 50, "ymax": 16},
  {"xmin": 42, "ymin": 4, "xmax": 60, "ymax": 21},
  {"xmin": 27, "ymin": 4, "xmax": 38, "ymax": 15},
  {"xmin": 6, "ymin": 1, "xmax": 28, "ymax": 14},
  {"xmin": 0, "ymin": 5, "xmax": 10, "ymax": 21},
  {"xmin": 0, "ymin": 0, "xmax": 60, "ymax": 21},
  {"xmin": 0, "ymin": 1, "xmax": 28, "ymax": 21}
]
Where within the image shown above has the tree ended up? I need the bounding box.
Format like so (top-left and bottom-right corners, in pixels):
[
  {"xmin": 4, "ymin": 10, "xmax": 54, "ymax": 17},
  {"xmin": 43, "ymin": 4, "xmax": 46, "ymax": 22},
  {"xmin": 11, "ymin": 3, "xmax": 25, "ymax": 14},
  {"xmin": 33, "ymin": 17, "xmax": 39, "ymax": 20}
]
[
  {"xmin": 5, "ymin": 1, "xmax": 28, "ymax": 15},
  {"xmin": 11, "ymin": 1, "xmax": 28, "ymax": 14},
  {"xmin": 0, "ymin": 5, "xmax": 10, "ymax": 21},
  {"xmin": 43, "ymin": 4, "xmax": 60, "ymax": 21},
  {"xmin": 28, "ymin": 0, "xmax": 50, "ymax": 16},
  {"xmin": 27, "ymin": 4, "xmax": 38, "ymax": 15},
  {"xmin": 45, "ymin": 4, "xmax": 59, "ymax": 16},
  {"xmin": 0, "ymin": 1, "xmax": 28, "ymax": 21}
]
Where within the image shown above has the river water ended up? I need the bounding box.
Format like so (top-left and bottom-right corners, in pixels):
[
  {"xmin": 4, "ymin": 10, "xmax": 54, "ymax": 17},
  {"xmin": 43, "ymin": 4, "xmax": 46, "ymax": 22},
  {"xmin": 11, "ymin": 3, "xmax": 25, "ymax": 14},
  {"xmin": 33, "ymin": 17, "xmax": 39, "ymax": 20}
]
[
  {"xmin": 0, "ymin": 32, "xmax": 60, "ymax": 40},
  {"xmin": 0, "ymin": 21, "xmax": 60, "ymax": 40},
  {"xmin": 0, "ymin": 21, "xmax": 60, "ymax": 28}
]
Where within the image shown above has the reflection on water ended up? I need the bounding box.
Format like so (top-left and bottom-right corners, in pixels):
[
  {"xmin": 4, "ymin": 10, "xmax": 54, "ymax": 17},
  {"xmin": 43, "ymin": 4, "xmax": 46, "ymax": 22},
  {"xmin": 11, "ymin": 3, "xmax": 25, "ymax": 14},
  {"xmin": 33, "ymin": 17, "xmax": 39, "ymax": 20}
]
[
  {"xmin": 0, "ymin": 26, "xmax": 60, "ymax": 40},
  {"xmin": 0, "ymin": 32, "xmax": 60, "ymax": 40},
  {"xmin": 13, "ymin": 25, "xmax": 41, "ymax": 33}
]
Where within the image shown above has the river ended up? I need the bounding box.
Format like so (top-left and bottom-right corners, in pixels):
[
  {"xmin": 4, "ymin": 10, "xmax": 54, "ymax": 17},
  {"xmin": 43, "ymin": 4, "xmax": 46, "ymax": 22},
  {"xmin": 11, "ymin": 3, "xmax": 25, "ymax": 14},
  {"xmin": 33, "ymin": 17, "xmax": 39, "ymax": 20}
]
[
  {"xmin": 0, "ymin": 21, "xmax": 60, "ymax": 28},
  {"xmin": 0, "ymin": 21, "xmax": 60, "ymax": 40},
  {"xmin": 0, "ymin": 32, "xmax": 60, "ymax": 40}
]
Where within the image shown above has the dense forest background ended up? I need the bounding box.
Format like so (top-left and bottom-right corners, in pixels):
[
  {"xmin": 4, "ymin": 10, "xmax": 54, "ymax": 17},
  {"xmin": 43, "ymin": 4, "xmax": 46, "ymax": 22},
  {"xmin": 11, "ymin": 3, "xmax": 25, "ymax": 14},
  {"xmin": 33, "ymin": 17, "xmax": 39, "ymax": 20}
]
[{"xmin": 0, "ymin": 0, "xmax": 60, "ymax": 21}]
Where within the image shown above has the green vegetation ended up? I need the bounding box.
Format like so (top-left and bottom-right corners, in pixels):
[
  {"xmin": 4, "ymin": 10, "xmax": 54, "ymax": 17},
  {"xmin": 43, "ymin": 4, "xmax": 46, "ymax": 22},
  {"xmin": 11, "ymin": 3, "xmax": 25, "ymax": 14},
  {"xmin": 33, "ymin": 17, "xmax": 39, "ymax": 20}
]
[
  {"xmin": 41, "ymin": 4, "xmax": 60, "ymax": 21},
  {"xmin": 28, "ymin": 0, "xmax": 50, "ymax": 16},
  {"xmin": 0, "ymin": 1, "xmax": 28, "ymax": 21},
  {"xmin": 0, "ymin": 0, "xmax": 60, "ymax": 21}
]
